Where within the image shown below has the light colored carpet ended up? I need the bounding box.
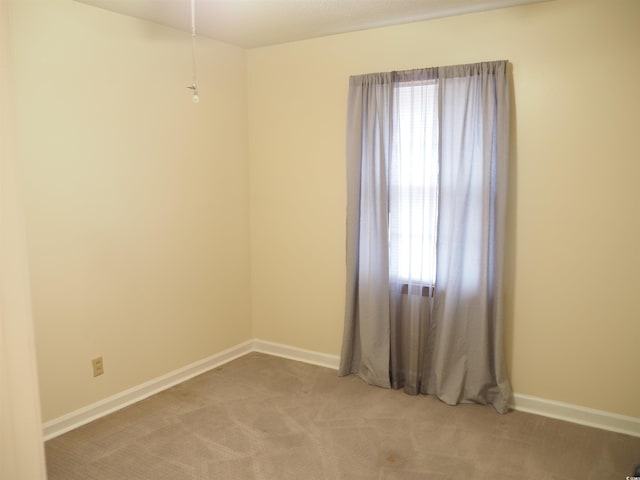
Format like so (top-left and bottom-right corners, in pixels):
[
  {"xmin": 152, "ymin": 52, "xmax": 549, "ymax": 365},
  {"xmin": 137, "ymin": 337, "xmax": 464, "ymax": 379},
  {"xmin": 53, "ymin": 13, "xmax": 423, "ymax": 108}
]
[{"xmin": 45, "ymin": 352, "xmax": 640, "ymax": 479}]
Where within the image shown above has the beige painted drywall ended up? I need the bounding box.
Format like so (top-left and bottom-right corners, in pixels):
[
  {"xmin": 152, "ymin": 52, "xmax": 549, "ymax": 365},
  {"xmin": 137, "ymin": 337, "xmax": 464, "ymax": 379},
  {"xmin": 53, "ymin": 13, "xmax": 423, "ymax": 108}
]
[
  {"xmin": 247, "ymin": 0, "xmax": 640, "ymax": 419},
  {"xmin": 9, "ymin": 0, "xmax": 252, "ymax": 421},
  {"xmin": 8, "ymin": 0, "xmax": 640, "ymax": 425},
  {"xmin": 1, "ymin": 0, "xmax": 47, "ymax": 476}
]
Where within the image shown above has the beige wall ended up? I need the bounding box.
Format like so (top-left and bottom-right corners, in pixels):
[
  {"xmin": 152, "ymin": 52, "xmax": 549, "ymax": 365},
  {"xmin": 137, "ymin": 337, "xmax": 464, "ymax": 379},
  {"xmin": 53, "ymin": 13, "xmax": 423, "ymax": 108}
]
[
  {"xmin": 1, "ymin": 0, "xmax": 47, "ymax": 476},
  {"xmin": 9, "ymin": 1, "xmax": 252, "ymax": 421},
  {"xmin": 8, "ymin": 0, "xmax": 640, "ymax": 424},
  {"xmin": 248, "ymin": 0, "xmax": 640, "ymax": 419}
]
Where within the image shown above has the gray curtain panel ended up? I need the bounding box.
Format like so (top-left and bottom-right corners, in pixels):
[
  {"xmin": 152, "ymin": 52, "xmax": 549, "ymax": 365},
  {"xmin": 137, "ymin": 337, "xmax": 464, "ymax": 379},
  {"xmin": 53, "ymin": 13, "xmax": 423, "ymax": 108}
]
[
  {"xmin": 339, "ymin": 61, "xmax": 513, "ymax": 413},
  {"xmin": 340, "ymin": 72, "xmax": 394, "ymax": 388}
]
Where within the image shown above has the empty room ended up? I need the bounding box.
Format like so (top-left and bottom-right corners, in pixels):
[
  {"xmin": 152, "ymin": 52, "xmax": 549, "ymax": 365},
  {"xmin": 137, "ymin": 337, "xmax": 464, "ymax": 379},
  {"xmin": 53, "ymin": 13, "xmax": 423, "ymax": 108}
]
[{"xmin": 2, "ymin": 0, "xmax": 639, "ymax": 478}]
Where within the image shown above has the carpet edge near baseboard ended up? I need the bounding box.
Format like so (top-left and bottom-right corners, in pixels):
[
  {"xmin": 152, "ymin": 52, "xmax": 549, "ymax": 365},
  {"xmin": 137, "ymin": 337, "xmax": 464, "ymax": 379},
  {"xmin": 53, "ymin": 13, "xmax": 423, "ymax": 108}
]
[
  {"xmin": 41, "ymin": 340, "xmax": 254, "ymax": 441},
  {"xmin": 42, "ymin": 339, "xmax": 640, "ymax": 440}
]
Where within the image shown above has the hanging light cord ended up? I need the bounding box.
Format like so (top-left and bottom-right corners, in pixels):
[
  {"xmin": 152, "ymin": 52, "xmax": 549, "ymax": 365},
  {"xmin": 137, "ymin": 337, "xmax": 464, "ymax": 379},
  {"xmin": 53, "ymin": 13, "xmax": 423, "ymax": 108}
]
[{"xmin": 187, "ymin": 0, "xmax": 199, "ymax": 103}]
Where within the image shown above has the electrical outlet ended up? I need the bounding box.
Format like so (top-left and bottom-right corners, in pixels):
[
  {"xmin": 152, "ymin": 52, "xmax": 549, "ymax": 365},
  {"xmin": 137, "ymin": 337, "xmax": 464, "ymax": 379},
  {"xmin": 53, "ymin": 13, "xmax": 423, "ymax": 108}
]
[{"xmin": 92, "ymin": 356, "xmax": 104, "ymax": 377}]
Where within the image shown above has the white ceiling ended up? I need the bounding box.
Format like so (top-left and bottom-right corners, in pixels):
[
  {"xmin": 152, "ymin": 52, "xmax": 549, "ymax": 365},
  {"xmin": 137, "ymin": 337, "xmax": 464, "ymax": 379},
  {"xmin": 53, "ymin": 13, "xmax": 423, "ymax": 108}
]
[{"xmin": 75, "ymin": 0, "xmax": 551, "ymax": 49}]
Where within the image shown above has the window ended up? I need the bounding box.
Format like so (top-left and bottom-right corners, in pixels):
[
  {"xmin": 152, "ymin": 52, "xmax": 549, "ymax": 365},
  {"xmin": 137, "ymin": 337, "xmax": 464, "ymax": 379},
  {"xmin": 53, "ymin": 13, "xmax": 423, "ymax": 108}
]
[
  {"xmin": 389, "ymin": 80, "xmax": 439, "ymax": 286},
  {"xmin": 342, "ymin": 61, "xmax": 511, "ymax": 410}
]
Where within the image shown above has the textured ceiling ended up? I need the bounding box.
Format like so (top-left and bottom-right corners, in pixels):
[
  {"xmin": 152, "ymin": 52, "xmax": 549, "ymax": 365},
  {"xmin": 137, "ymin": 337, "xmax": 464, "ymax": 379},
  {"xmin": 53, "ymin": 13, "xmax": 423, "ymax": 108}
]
[{"xmin": 75, "ymin": 0, "xmax": 551, "ymax": 49}]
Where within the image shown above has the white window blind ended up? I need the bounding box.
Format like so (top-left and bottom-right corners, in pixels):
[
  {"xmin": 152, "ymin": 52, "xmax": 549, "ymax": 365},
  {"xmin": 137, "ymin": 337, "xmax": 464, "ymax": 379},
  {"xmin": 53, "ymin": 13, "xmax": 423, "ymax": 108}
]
[{"xmin": 389, "ymin": 80, "xmax": 439, "ymax": 286}]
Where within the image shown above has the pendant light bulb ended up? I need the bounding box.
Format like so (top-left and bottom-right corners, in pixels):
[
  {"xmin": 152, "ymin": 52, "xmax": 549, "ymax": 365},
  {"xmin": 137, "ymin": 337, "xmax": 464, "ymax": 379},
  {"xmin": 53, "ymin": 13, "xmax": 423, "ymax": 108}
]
[{"xmin": 187, "ymin": 83, "xmax": 199, "ymax": 103}]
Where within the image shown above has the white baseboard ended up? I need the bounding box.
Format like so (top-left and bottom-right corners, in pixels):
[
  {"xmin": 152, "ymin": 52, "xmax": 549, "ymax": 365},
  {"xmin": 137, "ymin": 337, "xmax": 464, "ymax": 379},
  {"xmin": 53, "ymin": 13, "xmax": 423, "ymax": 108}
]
[
  {"xmin": 252, "ymin": 338, "xmax": 340, "ymax": 370},
  {"xmin": 42, "ymin": 339, "xmax": 640, "ymax": 440},
  {"xmin": 511, "ymin": 393, "xmax": 640, "ymax": 438},
  {"xmin": 42, "ymin": 340, "xmax": 253, "ymax": 441}
]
